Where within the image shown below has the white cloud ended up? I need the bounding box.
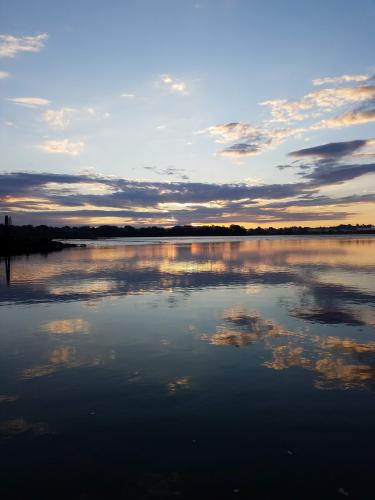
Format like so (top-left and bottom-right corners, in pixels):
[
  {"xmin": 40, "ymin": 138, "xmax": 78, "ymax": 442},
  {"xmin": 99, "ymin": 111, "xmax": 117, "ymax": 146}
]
[
  {"xmin": 161, "ymin": 74, "xmax": 173, "ymax": 84},
  {"xmin": 200, "ymin": 122, "xmax": 305, "ymax": 157},
  {"xmin": 42, "ymin": 106, "xmax": 110, "ymax": 128},
  {"xmin": 9, "ymin": 97, "xmax": 50, "ymax": 107},
  {"xmin": 37, "ymin": 139, "xmax": 85, "ymax": 156},
  {"xmin": 202, "ymin": 68, "xmax": 375, "ymax": 159},
  {"xmin": 84, "ymin": 107, "xmax": 110, "ymax": 119},
  {"xmin": 160, "ymin": 74, "xmax": 188, "ymax": 95},
  {"xmin": 201, "ymin": 123, "xmax": 264, "ymax": 144},
  {"xmin": 312, "ymin": 109, "xmax": 375, "ymax": 129},
  {"xmin": 120, "ymin": 93, "xmax": 135, "ymax": 98},
  {"xmin": 4, "ymin": 120, "xmax": 16, "ymax": 127},
  {"xmin": 171, "ymin": 82, "xmax": 187, "ymax": 93},
  {"xmin": 42, "ymin": 107, "xmax": 76, "ymax": 128},
  {"xmin": 243, "ymin": 177, "xmax": 264, "ymax": 185},
  {"xmin": 0, "ymin": 33, "xmax": 48, "ymax": 58},
  {"xmin": 313, "ymin": 74, "xmax": 370, "ymax": 86},
  {"xmin": 260, "ymin": 86, "xmax": 375, "ymax": 123},
  {"xmin": 0, "ymin": 70, "xmax": 10, "ymax": 79}
]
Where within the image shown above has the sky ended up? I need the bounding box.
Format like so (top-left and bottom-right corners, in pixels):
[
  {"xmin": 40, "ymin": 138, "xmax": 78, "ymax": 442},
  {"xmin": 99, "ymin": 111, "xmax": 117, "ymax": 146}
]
[{"xmin": 0, "ymin": 0, "xmax": 375, "ymax": 227}]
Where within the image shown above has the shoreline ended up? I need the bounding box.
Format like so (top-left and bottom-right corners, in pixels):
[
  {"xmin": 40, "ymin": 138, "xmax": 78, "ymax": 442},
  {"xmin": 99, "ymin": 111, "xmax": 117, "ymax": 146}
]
[{"xmin": 0, "ymin": 239, "xmax": 84, "ymax": 257}]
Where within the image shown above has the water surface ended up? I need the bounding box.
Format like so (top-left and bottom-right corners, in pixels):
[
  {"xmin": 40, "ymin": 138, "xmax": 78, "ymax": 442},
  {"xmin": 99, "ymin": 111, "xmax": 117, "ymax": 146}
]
[{"xmin": 1, "ymin": 236, "xmax": 375, "ymax": 499}]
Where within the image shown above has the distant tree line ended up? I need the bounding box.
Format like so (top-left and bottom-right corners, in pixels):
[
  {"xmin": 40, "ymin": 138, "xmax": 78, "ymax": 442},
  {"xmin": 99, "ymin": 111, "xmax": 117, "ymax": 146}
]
[{"xmin": 1, "ymin": 222, "xmax": 374, "ymax": 241}]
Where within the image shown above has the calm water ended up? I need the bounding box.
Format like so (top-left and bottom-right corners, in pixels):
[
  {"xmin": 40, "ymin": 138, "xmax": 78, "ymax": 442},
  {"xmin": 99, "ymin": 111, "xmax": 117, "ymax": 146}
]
[{"xmin": 1, "ymin": 236, "xmax": 375, "ymax": 499}]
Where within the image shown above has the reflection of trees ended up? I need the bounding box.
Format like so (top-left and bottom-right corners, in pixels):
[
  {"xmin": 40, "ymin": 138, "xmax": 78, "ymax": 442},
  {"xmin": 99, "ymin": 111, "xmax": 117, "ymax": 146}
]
[
  {"xmin": 208, "ymin": 307, "xmax": 375, "ymax": 391},
  {"xmin": 5, "ymin": 256, "xmax": 10, "ymax": 286},
  {"xmin": 0, "ymin": 255, "xmax": 11, "ymax": 286}
]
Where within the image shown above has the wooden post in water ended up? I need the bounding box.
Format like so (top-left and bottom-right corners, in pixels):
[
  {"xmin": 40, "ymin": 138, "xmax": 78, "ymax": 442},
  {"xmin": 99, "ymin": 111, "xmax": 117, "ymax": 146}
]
[
  {"xmin": 5, "ymin": 255, "xmax": 11, "ymax": 287},
  {"xmin": 3, "ymin": 216, "xmax": 12, "ymax": 286}
]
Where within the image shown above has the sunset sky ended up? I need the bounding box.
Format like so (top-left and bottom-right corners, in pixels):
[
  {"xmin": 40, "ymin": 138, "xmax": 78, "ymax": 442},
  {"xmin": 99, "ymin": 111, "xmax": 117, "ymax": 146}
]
[{"xmin": 1, "ymin": 0, "xmax": 375, "ymax": 227}]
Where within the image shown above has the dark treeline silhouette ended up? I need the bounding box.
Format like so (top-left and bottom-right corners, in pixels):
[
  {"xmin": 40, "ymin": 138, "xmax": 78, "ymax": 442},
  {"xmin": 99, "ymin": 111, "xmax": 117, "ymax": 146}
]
[
  {"xmin": 0, "ymin": 217, "xmax": 79, "ymax": 256},
  {"xmin": 1, "ymin": 222, "xmax": 375, "ymax": 242}
]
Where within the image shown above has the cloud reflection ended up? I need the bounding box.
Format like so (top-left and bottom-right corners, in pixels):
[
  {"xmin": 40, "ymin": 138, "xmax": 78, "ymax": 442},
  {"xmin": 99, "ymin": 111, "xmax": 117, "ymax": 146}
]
[
  {"xmin": 2, "ymin": 240, "xmax": 374, "ymax": 332},
  {"xmin": 2, "ymin": 238, "xmax": 375, "ymax": 391},
  {"xmin": 20, "ymin": 345, "xmax": 107, "ymax": 380},
  {"xmin": 167, "ymin": 377, "xmax": 190, "ymax": 394},
  {"xmin": 209, "ymin": 307, "xmax": 375, "ymax": 391},
  {"xmin": 0, "ymin": 418, "xmax": 49, "ymax": 437},
  {"xmin": 41, "ymin": 318, "xmax": 89, "ymax": 335}
]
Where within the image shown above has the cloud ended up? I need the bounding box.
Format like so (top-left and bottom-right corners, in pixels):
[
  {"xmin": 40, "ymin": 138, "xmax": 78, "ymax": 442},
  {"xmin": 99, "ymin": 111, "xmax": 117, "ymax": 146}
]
[
  {"xmin": 201, "ymin": 122, "xmax": 304, "ymax": 157},
  {"xmin": 8, "ymin": 97, "xmax": 50, "ymax": 107},
  {"xmin": 0, "ymin": 33, "xmax": 48, "ymax": 58},
  {"xmin": 202, "ymin": 68, "xmax": 375, "ymax": 158},
  {"xmin": 160, "ymin": 74, "xmax": 188, "ymax": 95},
  {"xmin": 0, "ymin": 172, "xmax": 303, "ymax": 211},
  {"xmin": 1, "ymin": 155, "xmax": 373, "ymax": 226},
  {"xmin": 260, "ymin": 86, "xmax": 375, "ymax": 123},
  {"xmin": 0, "ymin": 203, "xmax": 349, "ymax": 226},
  {"xmin": 42, "ymin": 107, "xmax": 76, "ymax": 128},
  {"xmin": 201, "ymin": 122, "xmax": 264, "ymax": 144},
  {"xmin": 120, "ymin": 93, "xmax": 135, "ymax": 98},
  {"xmin": 289, "ymin": 139, "xmax": 374, "ymax": 161},
  {"xmin": 219, "ymin": 143, "xmax": 262, "ymax": 157},
  {"xmin": 0, "ymin": 172, "xmax": 94, "ymax": 197},
  {"xmin": 313, "ymin": 74, "xmax": 370, "ymax": 86},
  {"xmin": 2, "ymin": 133, "xmax": 374, "ymax": 227},
  {"xmin": 42, "ymin": 106, "xmax": 110, "ymax": 128},
  {"xmin": 279, "ymin": 138, "xmax": 375, "ymax": 185},
  {"xmin": 144, "ymin": 166, "xmax": 189, "ymax": 180},
  {"xmin": 0, "ymin": 70, "xmax": 10, "ymax": 79},
  {"xmin": 300, "ymin": 162, "xmax": 375, "ymax": 186},
  {"xmin": 313, "ymin": 108, "xmax": 375, "ymax": 129},
  {"xmin": 4, "ymin": 121, "xmax": 16, "ymax": 127},
  {"xmin": 265, "ymin": 193, "xmax": 375, "ymax": 209},
  {"xmin": 37, "ymin": 139, "xmax": 85, "ymax": 156}
]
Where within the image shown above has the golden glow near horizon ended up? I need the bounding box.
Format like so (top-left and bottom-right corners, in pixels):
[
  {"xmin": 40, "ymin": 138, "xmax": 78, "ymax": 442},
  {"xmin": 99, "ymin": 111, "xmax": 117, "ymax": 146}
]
[
  {"xmin": 6, "ymin": 238, "xmax": 375, "ymax": 288},
  {"xmin": 1, "ymin": 173, "xmax": 374, "ymax": 226}
]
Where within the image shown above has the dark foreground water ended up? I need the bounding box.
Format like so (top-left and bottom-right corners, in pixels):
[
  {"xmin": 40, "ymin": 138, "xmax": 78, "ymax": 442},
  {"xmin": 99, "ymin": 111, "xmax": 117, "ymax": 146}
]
[{"xmin": 1, "ymin": 236, "xmax": 375, "ymax": 499}]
